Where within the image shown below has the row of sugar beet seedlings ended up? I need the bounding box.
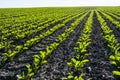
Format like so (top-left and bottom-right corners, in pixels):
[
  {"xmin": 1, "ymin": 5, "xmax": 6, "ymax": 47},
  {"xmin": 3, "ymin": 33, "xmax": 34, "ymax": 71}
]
[
  {"xmin": 96, "ymin": 11, "xmax": 120, "ymax": 76},
  {"xmin": 0, "ymin": 12, "xmax": 77, "ymax": 52},
  {"xmin": 0, "ymin": 12, "xmax": 58, "ymax": 49},
  {"xmin": 0, "ymin": 13, "xmax": 63, "ymax": 50},
  {"xmin": 63, "ymin": 10, "xmax": 94, "ymax": 80},
  {"xmin": 16, "ymin": 12, "xmax": 89, "ymax": 80},
  {"xmin": 0, "ymin": 11, "xmax": 85, "ymax": 67},
  {"xmin": 0, "ymin": 9, "xmax": 83, "ymax": 52},
  {"xmin": 99, "ymin": 11, "xmax": 120, "ymax": 30},
  {"xmin": 104, "ymin": 11, "xmax": 120, "ymax": 20}
]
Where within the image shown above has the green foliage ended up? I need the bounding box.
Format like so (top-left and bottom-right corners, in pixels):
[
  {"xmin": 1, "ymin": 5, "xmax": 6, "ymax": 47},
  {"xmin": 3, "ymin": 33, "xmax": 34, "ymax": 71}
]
[
  {"xmin": 96, "ymin": 11, "xmax": 120, "ymax": 77},
  {"xmin": 101, "ymin": 11, "xmax": 120, "ymax": 29},
  {"xmin": 66, "ymin": 11, "xmax": 93, "ymax": 80},
  {"xmin": 113, "ymin": 71, "xmax": 120, "ymax": 76},
  {"xmin": 67, "ymin": 58, "xmax": 89, "ymax": 71},
  {"xmin": 17, "ymin": 10, "xmax": 89, "ymax": 80},
  {"xmin": 17, "ymin": 64, "xmax": 34, "ymax": 80},
  {"xmin": 67, "ymin": 73, "xmax": 85, "ymax": 80}
]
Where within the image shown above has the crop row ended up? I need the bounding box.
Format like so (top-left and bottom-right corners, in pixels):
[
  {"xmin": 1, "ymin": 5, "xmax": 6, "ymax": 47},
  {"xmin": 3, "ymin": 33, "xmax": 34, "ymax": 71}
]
[
  {"xmin": 96, "ymin": 11, "xmax": 120, "ymax": 77},
  {"xmin": 17, "ymin": 11, "xmax": 89, "ymax": 80},
  {"xmin": 0, "ymin": 11, "xmax": 87, "ymax": 68},
  {"xmin": 0, "ymin": 8, "xmax": 88, "ymax": 51},
  {"xmin": 99, "ymin": 11, "xmax": 120, "ymax": 30},
  {"xmin": 0, "ymin": 13, "xmax": 75, "ymax": 50},
  {"xmin": 65, "ymin": 10, "xmax": 93, "ymax": 80},
  {"xmin": 1, "ymin": 7, "xmax": 120, "ymax": 80}
]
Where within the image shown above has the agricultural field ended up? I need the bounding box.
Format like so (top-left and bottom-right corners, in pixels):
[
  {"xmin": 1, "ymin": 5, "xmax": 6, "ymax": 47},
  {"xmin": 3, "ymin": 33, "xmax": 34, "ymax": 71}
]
[{"xmin": 0, "ymin": 7, "xmax": 120, "ymax": 80}]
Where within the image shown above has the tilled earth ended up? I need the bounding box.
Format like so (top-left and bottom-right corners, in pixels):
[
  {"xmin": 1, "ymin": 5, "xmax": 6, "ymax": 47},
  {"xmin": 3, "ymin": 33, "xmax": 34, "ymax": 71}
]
[
  {"xmin": 0, "ymin": 13, "xmax": 90, "ymax": 80},
  {"xmin": 0, "ymin": 11, "xmax": 120, "ymax": 80},
  {"xmin": 82, "ymin": 12, "xmax": 119, "ymax": 80},
  {"xmin": 31, "ymin": 12, "xmax": 90, "ymax": 80}
]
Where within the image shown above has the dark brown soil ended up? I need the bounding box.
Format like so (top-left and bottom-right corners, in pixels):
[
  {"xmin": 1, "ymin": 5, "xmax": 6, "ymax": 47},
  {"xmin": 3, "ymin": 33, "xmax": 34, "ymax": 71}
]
[
  {"xmin": 0, "ymin": 11, "xmax": 120, "ymax": 80},
  {"xmin": 81, "ymin": 12, "xmax": 119, "ymax": 80},
  {"xmin": 0, "ymin": 12, "xmax": 89, "ymax": 80},
  {"xmin": 31, "ymin": 13, "xmax": 90, "ymax": 80}
]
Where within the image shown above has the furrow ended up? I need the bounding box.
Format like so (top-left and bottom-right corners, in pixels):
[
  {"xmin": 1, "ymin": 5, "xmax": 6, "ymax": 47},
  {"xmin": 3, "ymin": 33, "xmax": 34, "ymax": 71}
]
[{"xmin": 31, "ymin": 12, "xmax": 90, "ymax": 80}]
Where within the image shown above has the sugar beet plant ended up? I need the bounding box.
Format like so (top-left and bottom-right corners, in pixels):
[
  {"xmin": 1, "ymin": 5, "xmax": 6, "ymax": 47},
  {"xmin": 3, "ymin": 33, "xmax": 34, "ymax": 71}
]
[
  {"xmin": 96, "ymin": 11, "xmax": 120, "ymax": 76},
  {"xmin": 65, "ymin": 11, "xmax": 94, "ymax": 80},
  {"xmin": 17, "ymin": 12, "xmax": 89, "ymax": 80}
]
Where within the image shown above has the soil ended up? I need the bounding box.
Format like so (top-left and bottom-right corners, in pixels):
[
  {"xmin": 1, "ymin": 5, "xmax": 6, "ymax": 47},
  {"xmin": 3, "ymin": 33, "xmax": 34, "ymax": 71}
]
[
  {"xmin": 11, "ymin": 13, "xmax": 83, "ymax": 46},
  {"xmin": 81, "ymin": 12, "xmax": 120, "ymax": 80},
  {"xmin": 0, "ymin": 11, "xmax": 120, "ymax": 80},
  {"xmin": 0, "ymin": 13, "xmax": 84, "ymax": 55},
  {"xmin": 99, "ymin": 12, "xmax": 120, "ymax": 43},
  {"xmin": 104, "ymin": 12, "xmax": 120, "ymax": 21},
  {"xmin": 0, "ymin": 12, "xmax": 89, "ymax": 80},
  {"xmin": 31, "ymin": 13, "xmax": 90, "ymax": 80}
]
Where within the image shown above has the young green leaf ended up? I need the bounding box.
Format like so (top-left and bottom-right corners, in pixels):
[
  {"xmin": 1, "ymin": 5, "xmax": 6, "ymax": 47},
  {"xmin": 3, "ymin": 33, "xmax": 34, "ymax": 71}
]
[{"xmin": 113, "ymin": 71, "xmax": 120, "ymax": 76}]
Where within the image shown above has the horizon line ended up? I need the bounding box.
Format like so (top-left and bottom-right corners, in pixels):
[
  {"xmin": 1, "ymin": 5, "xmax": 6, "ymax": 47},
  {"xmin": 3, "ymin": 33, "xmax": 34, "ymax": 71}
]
[{"xmin": 0, "ymin": 5, "xmax": 120, "ymax": 8}]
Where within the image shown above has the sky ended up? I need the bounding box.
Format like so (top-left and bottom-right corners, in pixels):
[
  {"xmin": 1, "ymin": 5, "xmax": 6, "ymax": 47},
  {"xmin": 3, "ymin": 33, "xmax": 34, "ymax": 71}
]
[{"xmin": 0, "ymin": 0, "xmax": 120, "ymax": 8}]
